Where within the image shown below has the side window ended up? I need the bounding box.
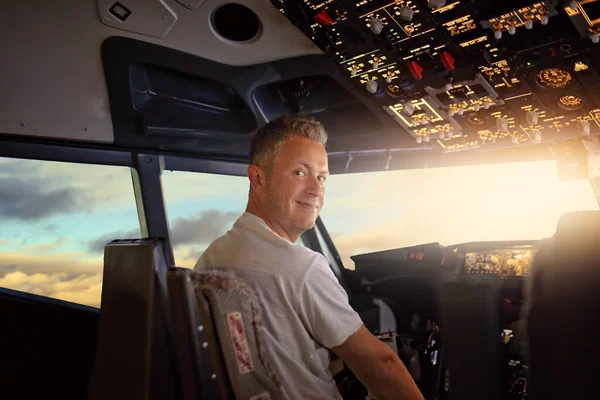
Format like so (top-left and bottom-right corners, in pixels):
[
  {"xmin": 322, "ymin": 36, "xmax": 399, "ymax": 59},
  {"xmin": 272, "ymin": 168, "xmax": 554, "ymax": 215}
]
[
  {"xmin": 0, "ymin": 157, "xmax": 141, "ymax": 308},
  {"xmin": 162, "ymin": 171, "xmax": 248, "ymax": 269}
]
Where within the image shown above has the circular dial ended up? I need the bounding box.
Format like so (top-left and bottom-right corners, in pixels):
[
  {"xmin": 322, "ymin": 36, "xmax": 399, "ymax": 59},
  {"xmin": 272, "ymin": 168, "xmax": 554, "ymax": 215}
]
[
  {"xmin": 385, "ymin": 84, "xmax": 403, "ymax": 98},
  {"xmin": 537, "ymin": 68, "xmax": 572, "ymax": 89},
  {"xmin": 558, "ymin": 94, "xmax": 583, "ymax": 110},
  {"xmin": 467, "ymin": 115, "xmax": 485, "ymax": 125}
]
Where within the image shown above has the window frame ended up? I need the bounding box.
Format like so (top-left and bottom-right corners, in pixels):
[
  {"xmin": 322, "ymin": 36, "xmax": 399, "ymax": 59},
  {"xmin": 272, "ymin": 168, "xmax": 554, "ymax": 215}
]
[{"xmin": 3, "ymin": 134, "xmax": 599, "ymax": 306}]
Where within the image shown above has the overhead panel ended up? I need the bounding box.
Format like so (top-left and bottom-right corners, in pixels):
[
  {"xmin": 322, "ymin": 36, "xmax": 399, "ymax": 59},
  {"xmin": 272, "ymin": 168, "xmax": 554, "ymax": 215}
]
[{"xmin": 270, "ymin": 0, "xmax": 600, "ymax": 157}]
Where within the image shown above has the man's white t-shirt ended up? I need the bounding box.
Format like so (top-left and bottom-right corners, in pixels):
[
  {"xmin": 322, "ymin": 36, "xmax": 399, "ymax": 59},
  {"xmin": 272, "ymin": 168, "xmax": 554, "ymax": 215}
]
[{"xmin": 194, "ymin": 212, "xmax": 363, "ymax": 399}]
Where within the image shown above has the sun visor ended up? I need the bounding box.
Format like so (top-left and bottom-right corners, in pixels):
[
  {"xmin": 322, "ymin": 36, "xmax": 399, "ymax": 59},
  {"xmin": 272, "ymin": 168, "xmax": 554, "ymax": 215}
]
[
  {"xmin": 102, "ymin": 36, "xmax": 259, "ymax": 157},
  {"xmin": 129, "ymin": 63, "xmax": 257, "ymax": 138}
]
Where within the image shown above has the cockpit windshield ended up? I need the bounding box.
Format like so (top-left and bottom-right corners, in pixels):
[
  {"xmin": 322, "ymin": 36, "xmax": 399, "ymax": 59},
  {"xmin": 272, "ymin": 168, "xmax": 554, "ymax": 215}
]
[{"xmin": 319, "ymin": 160, "xmax": 599, "ymax": 269}]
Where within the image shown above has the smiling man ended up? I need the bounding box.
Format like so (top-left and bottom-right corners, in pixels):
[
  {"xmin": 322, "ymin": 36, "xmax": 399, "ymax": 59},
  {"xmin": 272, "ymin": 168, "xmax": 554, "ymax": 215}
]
[{"xmin": 195, "ymin": 116, "xmax": 423, "ymax": 400}]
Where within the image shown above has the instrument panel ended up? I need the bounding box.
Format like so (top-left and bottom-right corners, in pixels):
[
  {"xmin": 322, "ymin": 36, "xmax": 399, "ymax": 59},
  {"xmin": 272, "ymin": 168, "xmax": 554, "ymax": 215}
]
[
  {"xmin": 464, "ymin": 247, "xmax": 538, "ymax": 276},
  {"xmin": 270, "ymin": 0, "xmax": 600, "ymax": 153}
]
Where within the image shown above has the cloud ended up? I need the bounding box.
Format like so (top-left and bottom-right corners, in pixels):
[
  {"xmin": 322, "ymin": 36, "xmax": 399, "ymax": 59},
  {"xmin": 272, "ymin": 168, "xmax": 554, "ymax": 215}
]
[
  {"xmin": 0, "ymin": 158, "xmax": 42, "ymax": 176},
  {"xmin": 43, "ymin": 224, "xmax": 58, "ymax": 232},
  {"xmin": 83, "ymin": 209, "xmax": 237, "ymax": 257},
  {"xmin": 0, "ymin": 158, "xmax": 138, "ymax": 215},
  {"xmin": 170, "ymin": 209, "xmax": 239, "ymax": 247},
  {"xmin": 162, "ymin": 171, "xmax": 248, "ymax": 203},
  {"xmin": 0, "ymin": 270, "xmax": 102, "ymax": 308},
  {"xmin": 0, "ymin": 263, "xmax": 18, "ymax": 277},
  {"xmin": 0, "ymin": 251, "xmax": 102, "ymax": 277},
  {"xmin": 87, "ymin": 228, "xmax": 141, "ymax": 253},
  {"xmin": 166, "ymin": 209, "xmax": 240, "ymax": 269},
  {"xmin": 0, "ymin": 251, "xmax": 104, "ymax": 307},
  {"xmin": 173, "ymin": 244, "xmax": 207, "ymax": 270},
  {"xmin": 20, "ymin": 238, "xmax": 71, "ymax": 253},
  {"xmin": 0, "ymin": 176, "xmax": 80, "ymax": 220}
]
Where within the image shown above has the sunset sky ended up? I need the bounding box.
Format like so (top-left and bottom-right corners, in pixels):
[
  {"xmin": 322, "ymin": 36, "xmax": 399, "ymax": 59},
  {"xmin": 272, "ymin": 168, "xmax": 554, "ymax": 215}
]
[{"xmin": 1, "ymin": 156, "xmax": 598, "ymax": 307}]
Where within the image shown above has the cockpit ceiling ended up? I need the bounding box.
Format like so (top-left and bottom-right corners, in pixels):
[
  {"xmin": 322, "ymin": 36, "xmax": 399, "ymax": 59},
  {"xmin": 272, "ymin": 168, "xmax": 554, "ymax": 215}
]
[
  {"xmin": 1, "ymin": 0, "xmax": 600, "ymax": 175},
  {"xmin": 0, "ymin": 0, "xmax": 320, "ymax": 144}
]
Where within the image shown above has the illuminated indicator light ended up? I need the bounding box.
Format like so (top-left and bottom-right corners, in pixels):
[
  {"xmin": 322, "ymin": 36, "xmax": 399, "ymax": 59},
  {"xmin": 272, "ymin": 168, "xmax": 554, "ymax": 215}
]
[{"xmin": 575, "ymin": 61, "xmax": 589, "ymax": 71}]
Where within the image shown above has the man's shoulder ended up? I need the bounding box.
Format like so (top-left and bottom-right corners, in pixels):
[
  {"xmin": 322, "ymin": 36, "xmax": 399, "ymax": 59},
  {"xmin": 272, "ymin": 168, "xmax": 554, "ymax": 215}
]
[
  {"xmin": 193, "ymin": 230, "xmax": 238, "ymax": 269},
  {"xmin": 194, "ymin": 222, "xmax": 322, "ymax": 264},
  {"xmin": 285, "ymin": 240, "xmax": 329, "ymax": 266}
]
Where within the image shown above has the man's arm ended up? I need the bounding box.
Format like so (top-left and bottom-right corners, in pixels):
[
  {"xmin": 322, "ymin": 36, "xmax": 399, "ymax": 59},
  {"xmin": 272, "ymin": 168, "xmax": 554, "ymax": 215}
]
[{"xmin": 331, "ymin": 325, "xmax": 425, "ymax": 400}]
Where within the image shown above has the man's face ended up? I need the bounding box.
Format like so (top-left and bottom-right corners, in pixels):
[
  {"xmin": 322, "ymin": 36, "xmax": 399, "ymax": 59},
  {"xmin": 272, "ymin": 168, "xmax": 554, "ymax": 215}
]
[{"xmin": 261, "ymin": 136, "xmax": 329, "ymax": 239}]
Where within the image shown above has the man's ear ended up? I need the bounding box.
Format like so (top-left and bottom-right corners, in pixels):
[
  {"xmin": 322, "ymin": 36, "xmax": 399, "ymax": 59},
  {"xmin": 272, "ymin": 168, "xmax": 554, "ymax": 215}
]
[{"xmin": 247, "ymin": 164, "xmax": 265, "ymax": 195}]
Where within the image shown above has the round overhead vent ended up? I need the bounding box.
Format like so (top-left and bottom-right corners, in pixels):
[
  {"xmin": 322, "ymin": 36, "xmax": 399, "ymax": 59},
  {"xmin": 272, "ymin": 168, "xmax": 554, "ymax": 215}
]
[{"xmin": 210, "ymin": 3, "xmax": 262, "ymax": 44}]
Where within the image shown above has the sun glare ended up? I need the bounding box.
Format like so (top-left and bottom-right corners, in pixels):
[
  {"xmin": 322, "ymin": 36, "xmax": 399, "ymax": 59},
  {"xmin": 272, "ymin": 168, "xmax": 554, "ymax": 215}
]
[{"xmin": 321, "ymin": 160, "xmax": 598, "ymax": 269}]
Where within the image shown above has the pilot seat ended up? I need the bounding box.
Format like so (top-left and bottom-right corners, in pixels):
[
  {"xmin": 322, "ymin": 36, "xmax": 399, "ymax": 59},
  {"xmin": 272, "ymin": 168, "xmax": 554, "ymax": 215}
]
[{"xmin": 89, "ymin": 238, "xmax": 285, "ymax": 400}]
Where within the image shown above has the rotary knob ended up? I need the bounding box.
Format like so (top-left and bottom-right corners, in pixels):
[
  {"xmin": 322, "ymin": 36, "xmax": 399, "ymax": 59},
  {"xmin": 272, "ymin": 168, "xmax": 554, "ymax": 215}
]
[
  {"xmin": 428, "ymin": 0, "xmax": 446, "ymax": 10},
  {"xmin": 526, "ymin": 111, "xmax": 539, "ymax": 125},
  {"xmin": 366, "ymin": 79, "xmax": 378, "ymax": 93},
  {"xmin": 525, "ymin": 20, "xmax": 534, "ymax": 30},
  {"xmin": 370, "ymin": 17, "xmax": 383, "ymax": 34},
  {"xmin": 400, "ymin": 6, "xmax": 414, "ymax": 22}
]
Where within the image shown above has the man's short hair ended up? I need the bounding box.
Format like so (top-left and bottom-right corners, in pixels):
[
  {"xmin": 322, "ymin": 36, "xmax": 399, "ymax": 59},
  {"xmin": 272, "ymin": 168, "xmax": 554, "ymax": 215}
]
[{"xmin": 249, "ymin": 116, "xmax": 328, "ymax": 176}]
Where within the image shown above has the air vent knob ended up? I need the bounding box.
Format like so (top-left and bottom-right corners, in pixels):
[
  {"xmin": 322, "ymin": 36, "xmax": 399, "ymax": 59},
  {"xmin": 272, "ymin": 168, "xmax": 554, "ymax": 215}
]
[
  {"xmin": 366, "ymin": 79, "xmax": 378, "ymax": 93},
  {"xmin": 526, "ymin": 111, "xmax": 539, "ymax": 125},
  {"xmin": 370, "ymin": 17, "xmax": 383, "ymax": 34},
  {"xmin": 429, "ymin": 0, "xmax": 446, "ymax": 10}
]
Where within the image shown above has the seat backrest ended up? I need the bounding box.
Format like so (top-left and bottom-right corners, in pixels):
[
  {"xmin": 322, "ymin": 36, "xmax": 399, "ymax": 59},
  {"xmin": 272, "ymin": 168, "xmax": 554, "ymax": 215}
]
[
  {"xmin": 527, "ymin": 211, "xmax": 600, "ymax": 400},
  {"xmin": 438, "ymin": 280, "xmax": 502, "ymax": 400},
  {"xmin": 90, "ymin": 238, "xmax": 285, "ymax": 400},
  {"xmin": 89, "ymin": 238, "xmax": 178, "ymax": 400},
  {"xmin": 168, "ymin": 267, "xmax": 286, "ymax": 400}
]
